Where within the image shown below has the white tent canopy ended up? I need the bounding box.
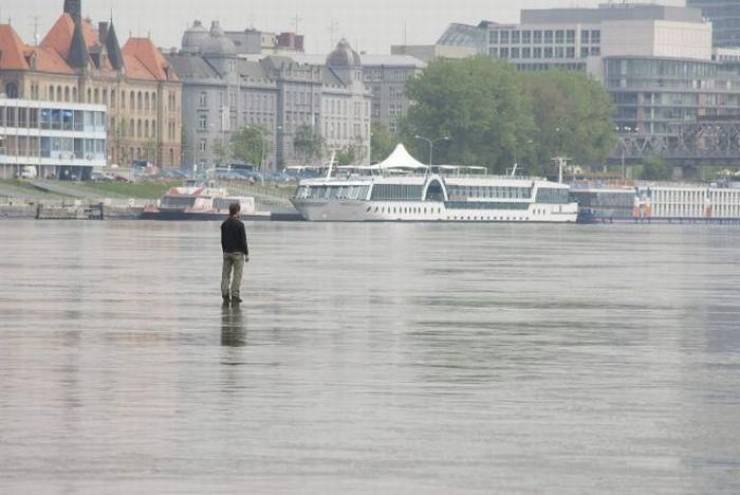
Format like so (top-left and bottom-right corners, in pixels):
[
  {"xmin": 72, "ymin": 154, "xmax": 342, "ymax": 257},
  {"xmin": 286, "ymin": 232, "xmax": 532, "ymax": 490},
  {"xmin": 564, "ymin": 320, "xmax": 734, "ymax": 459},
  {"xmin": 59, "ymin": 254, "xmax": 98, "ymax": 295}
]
[{"xmin": 371, "ymin": 144, "xmax": 428, "ymax": 170}]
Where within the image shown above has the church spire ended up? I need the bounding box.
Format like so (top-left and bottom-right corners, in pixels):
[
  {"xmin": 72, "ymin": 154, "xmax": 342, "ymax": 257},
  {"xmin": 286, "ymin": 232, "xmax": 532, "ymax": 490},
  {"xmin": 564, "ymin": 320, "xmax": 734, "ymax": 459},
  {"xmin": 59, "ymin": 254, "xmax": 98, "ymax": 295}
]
[
  {"xmin": 105, "ymin": 20, "xmax": 124, "ymax": 71},
  {"xmin": 68, "ymin": 17, "xmax": 89, "ymax": 69}
]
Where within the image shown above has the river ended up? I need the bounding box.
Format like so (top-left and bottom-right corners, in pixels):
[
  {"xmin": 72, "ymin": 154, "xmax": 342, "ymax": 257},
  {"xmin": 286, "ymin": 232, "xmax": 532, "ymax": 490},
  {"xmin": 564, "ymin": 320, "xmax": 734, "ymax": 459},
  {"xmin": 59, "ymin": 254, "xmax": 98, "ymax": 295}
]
[{"xmin": 1, "ymin": 221, "xmax": 739, "ymax": 493}]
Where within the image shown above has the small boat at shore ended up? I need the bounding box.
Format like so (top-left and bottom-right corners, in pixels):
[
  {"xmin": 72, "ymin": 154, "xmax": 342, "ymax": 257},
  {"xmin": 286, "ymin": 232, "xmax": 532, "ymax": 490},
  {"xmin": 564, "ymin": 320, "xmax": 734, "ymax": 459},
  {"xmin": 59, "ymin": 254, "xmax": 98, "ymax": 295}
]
[{"xmin": 140, "ymin": 182, "xmax": 269, "ymax": 221}]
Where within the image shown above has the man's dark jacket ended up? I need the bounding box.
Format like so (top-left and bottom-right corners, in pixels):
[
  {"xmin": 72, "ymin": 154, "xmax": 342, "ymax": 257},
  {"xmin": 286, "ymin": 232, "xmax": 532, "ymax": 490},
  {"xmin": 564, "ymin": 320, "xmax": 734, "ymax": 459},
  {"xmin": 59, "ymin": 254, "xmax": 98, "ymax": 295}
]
[{"xmin": 221, "ymin": 217, "xmax": 249, "ymax": 255}]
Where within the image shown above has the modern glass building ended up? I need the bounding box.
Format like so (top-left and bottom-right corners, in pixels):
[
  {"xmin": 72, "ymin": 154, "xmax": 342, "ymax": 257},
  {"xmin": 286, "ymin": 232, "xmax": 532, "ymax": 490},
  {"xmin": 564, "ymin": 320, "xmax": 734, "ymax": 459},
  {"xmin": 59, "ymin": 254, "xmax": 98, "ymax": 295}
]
[
  {"xmin": 603, "ymin": 57, "xmax": 740, "ymax": 135},
  {"xmin": 0, "ymin": 98, "xmax": 107, "ymax": 180},
  {"xmin": 688, "ymin": 0, "xmax": 740, "ymax": 48}
]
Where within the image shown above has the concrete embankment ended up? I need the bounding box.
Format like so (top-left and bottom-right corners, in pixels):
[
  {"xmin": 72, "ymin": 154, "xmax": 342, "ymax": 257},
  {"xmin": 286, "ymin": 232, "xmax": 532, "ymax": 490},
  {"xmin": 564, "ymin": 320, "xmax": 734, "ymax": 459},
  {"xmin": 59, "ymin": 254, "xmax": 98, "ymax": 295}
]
[
  {"xmin": 0, "ymin": 200, "xmax": 142, "ymax": 220},
  {"xmin": 0, "ymin": 179, "xmax": 301, "ymax": 221}
]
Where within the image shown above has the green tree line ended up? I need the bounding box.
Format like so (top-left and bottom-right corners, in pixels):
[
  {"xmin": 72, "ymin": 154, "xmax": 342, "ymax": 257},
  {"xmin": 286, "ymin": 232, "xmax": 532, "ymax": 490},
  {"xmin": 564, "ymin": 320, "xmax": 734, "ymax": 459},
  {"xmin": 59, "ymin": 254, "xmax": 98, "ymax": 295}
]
[{"xmin": 399, "ymin": 56, "xmax": 617, "ymax": 175}]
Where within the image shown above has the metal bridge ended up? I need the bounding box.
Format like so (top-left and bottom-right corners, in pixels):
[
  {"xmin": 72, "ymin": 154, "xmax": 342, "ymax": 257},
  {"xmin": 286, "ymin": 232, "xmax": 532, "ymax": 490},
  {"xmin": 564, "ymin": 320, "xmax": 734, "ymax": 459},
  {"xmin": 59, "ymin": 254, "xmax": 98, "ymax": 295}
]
[{"xmin": 610, "ymin": 118, "xmax": 740, "ymax": 167}]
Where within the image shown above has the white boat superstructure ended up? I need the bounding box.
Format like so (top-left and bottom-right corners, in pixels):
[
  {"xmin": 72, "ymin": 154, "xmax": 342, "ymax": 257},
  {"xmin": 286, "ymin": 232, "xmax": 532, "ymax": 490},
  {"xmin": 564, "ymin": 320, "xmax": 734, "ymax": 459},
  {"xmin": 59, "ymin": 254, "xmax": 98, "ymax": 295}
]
[{"xmin": 290, "ymin": 144, "xmax": 578, "ymax": 223}]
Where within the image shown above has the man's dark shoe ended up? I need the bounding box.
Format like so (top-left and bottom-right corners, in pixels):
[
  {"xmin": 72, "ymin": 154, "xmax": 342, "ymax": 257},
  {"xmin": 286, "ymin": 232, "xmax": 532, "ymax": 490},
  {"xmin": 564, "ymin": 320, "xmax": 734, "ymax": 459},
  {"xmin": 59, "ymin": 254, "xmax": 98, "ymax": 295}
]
[
  {"xmin": 232, "ymin": 297, "xmax": 243, "ymax": 304},
  {"xmin": 222, "ymin": 295, "xmax": 231, "ymax": 305}
]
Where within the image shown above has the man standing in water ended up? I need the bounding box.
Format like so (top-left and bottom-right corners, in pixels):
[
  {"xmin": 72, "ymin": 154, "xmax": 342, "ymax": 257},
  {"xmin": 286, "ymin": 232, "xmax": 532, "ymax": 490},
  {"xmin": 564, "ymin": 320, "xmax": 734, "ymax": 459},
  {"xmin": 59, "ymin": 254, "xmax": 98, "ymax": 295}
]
[{"xmin": 221, "ymin": 203, "xmax": 249, "ymax": 304}]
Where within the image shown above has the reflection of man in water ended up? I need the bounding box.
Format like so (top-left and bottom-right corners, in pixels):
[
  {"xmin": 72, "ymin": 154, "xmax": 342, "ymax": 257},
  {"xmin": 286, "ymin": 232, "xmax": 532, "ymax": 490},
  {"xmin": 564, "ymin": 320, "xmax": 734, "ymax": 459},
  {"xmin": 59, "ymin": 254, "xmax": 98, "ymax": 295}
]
[
  {"xmin": 221, "ymin": 305, "xmax": 246, "ymax": 347},
  {"xmin": 221, "ymin": 202, "xmax": 249, "ymax": 305}
]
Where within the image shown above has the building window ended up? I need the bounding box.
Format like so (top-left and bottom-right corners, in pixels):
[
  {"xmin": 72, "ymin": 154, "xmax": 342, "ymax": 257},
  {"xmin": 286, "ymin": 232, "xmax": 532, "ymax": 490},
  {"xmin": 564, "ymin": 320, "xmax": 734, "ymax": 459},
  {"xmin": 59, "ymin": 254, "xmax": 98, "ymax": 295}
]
[
  {"xmin": 489, "ymin": 31, "xmax": 498, "ymax": 44},
  {"xmin": 566, "ymin": 30, "xmax": 575, "ymax": 44},
  {"xmin": 581, "ymin": 47, "xmax": 589, "ymax": 58},
  {"xmin": 566, "ymin": 47, "xmax": 575, "ymax": 59},
  {"xmin": 544, "ymin": 47, "xmax": 553, "ymax": 59},
  {"xmin": 199, "ymin": 114, "xmax": 207, "ymax": 130},
  {"xmin": 555, "ymin": 47, "xmax": 564, "ymax": 58},
  {"xmin": 511, "ymin": 31, "xmax": 520, "ymax": 44},
  {"xmin": 591, "ymin": 30, "xmax": 600, "ymax": 44},
  {"xmin": 590, "ymin": 46, "xmax": 600, "ymax": 56},
  {"xmin": 511, "ymin": 47, "xmax": 520, "ymax": 59},
  {"xmin": 199, "ymin": 139, "xmax": 207, "ymax": 153},
  {"xmin": 533, "ymin": 30, "xmax": 542, "ymax": 44},
  {"xmin": 533, "ymin": 47, "xmax": 542, "ymax": 58},
  {"xmin": 522, "ymin": 30, "xmax": 531, "ymax": 44},
  {"xmin": 544, "ymin": 30, "xmax": 553, "ymax": 44},
  {"xmin": 581, "ymin": 30, "xmax": 590, "ymax": 43},
  {"xmin": 199, "ymin": 91, "xmax": 207, "ymax": 107},
  {"xmin": 500, "ymin": 31, "xmax": 509, "ymax": 44},
  {"xmin": 555, "ymin": 30, "xmax": 564, "ymax": 44},
  {"xmin": 500, "ymin": 47, "xmax": 509, "ymax": 59},
  {"xmin": 522, "ymin": 47, "xmax": 531, "ymax": 59}
]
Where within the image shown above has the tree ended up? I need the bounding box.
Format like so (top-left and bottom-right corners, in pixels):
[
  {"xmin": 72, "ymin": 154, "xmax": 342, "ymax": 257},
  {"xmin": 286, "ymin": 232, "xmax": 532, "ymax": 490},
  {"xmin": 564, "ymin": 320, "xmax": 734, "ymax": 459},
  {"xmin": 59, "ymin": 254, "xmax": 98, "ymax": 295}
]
[
  {"xmin": 640, "ymin": 156, "xmax": 672, "ymax": 181},
  {"xmin": 402, "ymin": 57, "xmax": 616, "ymax": 174},
  {"xmin": 336, "ymin": 145, "xmax": 358, "ymax": 165},
  {"xmin": 403, "ymin": 56, "xmax": 536, "ymax": 173},
  {"xmin": 230, "ymin": 125, "xmax": 267, "ymax": 166},
  {"xmin": 370, "ymin": 122, "xmax": 395, "ymax": 163},
  {"xmin": 522, "ymin": 70, "xmax": 616, "ymax": 170},
  {"xmin": 293, "ymin": 125, "xmax": 323, "ymax": 163}
]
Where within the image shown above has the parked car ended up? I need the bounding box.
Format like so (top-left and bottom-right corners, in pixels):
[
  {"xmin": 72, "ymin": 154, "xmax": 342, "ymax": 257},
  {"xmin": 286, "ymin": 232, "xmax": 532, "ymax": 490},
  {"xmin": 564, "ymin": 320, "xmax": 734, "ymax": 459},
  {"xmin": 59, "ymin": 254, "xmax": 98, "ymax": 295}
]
[{"xmin": 19, "ymin": 166, "xmax": 37, "ymax": 180}]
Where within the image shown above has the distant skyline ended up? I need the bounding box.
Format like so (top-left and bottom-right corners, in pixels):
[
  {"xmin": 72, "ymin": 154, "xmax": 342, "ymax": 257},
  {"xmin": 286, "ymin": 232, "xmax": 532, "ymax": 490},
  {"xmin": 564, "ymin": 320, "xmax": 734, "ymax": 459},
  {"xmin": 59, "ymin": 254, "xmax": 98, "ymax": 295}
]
[{"xmin": 3, "ymin": 0, "xmax": 684, "ymax": 55}]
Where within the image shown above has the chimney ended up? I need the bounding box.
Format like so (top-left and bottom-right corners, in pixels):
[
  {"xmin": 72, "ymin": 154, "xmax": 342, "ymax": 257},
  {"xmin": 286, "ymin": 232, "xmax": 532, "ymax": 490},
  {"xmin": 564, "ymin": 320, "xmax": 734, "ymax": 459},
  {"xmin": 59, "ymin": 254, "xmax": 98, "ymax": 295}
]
[
  {"xmin": 64, "ymin": 0, "xmax": 81, "ymax": 24},
  {"xmin": 99, "ymin": 22, "xmax": 109, "ymax": 42}
]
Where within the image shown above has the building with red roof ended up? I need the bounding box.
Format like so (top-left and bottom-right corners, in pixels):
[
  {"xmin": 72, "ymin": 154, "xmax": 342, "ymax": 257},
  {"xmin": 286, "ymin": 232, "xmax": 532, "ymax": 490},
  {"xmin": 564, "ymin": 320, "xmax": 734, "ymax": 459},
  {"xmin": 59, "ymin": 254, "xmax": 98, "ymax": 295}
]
[{"xmin": 0, "ymin": 0, "xmax": 181, "ymax": 168}]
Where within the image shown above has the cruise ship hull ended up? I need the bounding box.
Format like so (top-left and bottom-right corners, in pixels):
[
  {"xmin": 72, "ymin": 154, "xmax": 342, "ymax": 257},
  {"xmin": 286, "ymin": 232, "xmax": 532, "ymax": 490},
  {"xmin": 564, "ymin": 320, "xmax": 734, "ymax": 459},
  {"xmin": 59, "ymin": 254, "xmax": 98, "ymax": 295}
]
[{"xmin": 291, "ymin": 199, "xmax": 578, "ymax": 223}]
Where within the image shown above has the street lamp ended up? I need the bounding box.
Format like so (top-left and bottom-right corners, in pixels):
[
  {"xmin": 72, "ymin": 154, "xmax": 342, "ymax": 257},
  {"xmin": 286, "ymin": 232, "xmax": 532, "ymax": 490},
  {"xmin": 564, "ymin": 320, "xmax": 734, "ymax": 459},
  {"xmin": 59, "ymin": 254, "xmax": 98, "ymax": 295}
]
[{"xmin": 414, "ymin": 135, "xmax": 450, "ymax": 166}]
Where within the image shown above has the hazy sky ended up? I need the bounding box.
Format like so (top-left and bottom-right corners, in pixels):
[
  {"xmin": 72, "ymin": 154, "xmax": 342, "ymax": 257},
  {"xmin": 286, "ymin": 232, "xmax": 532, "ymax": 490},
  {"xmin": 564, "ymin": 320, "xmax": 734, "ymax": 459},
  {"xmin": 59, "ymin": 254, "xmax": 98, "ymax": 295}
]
[{"xmin": 4, "ymin": 0, "xmax": 683, "ymax": 55}]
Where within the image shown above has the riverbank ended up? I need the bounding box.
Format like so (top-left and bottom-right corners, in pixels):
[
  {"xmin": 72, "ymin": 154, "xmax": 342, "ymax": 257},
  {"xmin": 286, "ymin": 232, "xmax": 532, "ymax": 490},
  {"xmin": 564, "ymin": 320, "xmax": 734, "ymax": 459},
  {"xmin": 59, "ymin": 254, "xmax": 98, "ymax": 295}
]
[{"xmin": 0, "ymin": 179, "xmax": 300, "ymax": 220}]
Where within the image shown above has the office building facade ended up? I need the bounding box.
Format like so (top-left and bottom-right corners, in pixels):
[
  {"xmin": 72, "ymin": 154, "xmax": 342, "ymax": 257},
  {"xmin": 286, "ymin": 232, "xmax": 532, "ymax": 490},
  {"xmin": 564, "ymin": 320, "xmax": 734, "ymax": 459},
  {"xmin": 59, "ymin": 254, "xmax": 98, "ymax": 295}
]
[
  {"xmin": 0, "ymin": 0, "xmax": 181, "ymax": 169},
  {"xmin": 688, "ymin": 0, "xmax": 740, "ymax": 48},
  {"xmin": 169, "ymin": 21, "xmax": 371, "ymax": 170},
  {"xmin": 0, "ymin": 98, "xmax": 106, "ymax": 179}
]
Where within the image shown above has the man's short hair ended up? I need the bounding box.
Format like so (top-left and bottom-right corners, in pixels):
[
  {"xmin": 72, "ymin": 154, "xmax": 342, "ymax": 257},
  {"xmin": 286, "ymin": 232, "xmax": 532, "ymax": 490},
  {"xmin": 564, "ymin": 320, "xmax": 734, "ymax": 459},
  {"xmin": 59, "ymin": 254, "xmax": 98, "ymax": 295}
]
[{"xmin": 229, "ymin": 202, "xmax": 241, "ymax": 216}]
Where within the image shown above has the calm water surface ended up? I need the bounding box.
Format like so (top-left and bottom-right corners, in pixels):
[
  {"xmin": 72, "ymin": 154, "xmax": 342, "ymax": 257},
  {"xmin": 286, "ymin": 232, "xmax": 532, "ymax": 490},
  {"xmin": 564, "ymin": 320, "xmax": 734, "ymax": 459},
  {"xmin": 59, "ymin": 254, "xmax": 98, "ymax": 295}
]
[{"xmin": 1, "ymin": 221, "xmax": 740, "ymax": 494}]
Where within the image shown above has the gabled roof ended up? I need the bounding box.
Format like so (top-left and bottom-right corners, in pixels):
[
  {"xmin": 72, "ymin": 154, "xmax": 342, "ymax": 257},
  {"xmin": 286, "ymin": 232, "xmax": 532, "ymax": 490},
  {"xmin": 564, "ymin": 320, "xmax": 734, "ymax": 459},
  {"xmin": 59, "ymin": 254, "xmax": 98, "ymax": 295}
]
[
  {"xmin": 40, "ymin": 14, "xmax": 97, "ymax": 60},
  {"xmin": 0, "ymin": 24, "xmax": 30, "ymax": 70},
  {"xmin": 29, "ymin": 46, "xmax": 75, "ymax": 74},
  {"xmin": 166, "ymin": 53, "xmax": 220, "ymax": 80},
  {"xmin": 123, "ymin": 38, "xmax": 178, "ymax": 81}
]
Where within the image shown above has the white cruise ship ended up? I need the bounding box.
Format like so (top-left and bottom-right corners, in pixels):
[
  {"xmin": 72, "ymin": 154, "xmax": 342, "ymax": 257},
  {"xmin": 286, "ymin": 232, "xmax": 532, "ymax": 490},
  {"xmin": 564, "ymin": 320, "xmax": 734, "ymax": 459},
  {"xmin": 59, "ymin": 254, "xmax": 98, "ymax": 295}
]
[{"xmin": 291, "ymin": 145, "xmax": 578, "ymax": 223}]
